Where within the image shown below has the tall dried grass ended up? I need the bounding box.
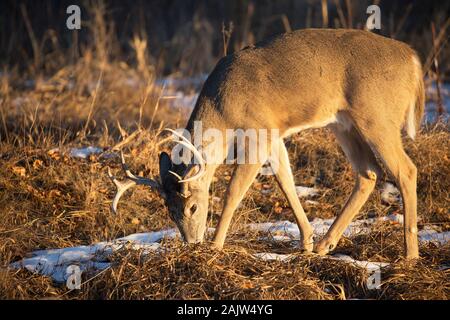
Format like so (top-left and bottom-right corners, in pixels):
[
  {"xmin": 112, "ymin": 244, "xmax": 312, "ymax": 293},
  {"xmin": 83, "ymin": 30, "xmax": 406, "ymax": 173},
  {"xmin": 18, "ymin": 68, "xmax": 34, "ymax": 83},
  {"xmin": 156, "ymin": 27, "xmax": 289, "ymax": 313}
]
[{"xmin": 0, "ymin": 0, "xmax": 448, "ymax": 300}]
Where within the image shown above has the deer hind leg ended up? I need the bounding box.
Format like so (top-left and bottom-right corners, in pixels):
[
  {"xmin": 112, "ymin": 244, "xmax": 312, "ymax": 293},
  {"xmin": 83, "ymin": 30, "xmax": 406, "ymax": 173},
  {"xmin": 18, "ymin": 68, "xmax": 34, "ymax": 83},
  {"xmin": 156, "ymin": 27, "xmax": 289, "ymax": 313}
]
[
  {"xmin": 357, "ymin": 124, "xmax": 419, "ymax": 259},
  {"xmin": 314, "ymin": 124, "xmax": 381, "ymax": 255},
  {"xmin": 271, "ymin": 140, "xmax": 314, "ymax": 252}
]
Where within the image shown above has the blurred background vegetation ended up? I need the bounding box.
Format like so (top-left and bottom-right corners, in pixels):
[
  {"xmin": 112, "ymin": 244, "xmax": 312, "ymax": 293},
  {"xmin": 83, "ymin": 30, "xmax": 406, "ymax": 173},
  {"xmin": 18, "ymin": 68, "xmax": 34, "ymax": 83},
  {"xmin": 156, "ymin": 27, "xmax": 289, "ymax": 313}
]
[
  {"xmin": 0, "ymin": 1, "xmax": 448, "ymax": 300},
  {"xmin": 0, "ymin": 0, "xmax": 448, "ymax": 78}
]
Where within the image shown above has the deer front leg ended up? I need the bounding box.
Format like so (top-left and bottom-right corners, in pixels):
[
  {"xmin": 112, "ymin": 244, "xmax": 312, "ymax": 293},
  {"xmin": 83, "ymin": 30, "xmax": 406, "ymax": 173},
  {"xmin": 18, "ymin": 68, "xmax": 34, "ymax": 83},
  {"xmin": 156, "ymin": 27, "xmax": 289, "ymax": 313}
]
[
  {"xmin": 212, "ymin": 163, "xmax": 262, "ymax": 249},
  {"xmin": 271, "ymin": 141, "xmax": 314, "ymax": 252}
]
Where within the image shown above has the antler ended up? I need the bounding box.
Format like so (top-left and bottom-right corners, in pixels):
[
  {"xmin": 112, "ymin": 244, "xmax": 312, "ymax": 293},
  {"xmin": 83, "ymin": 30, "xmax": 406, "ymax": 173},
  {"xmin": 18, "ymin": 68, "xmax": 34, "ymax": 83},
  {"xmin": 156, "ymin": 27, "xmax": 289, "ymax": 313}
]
[
  {"xmin": 164, "ymin": 128, "xmax": 206, "ymax": 182},
  {"xmin": 107, "ymin": 152, "xmax": 161, "ymax": 213}
]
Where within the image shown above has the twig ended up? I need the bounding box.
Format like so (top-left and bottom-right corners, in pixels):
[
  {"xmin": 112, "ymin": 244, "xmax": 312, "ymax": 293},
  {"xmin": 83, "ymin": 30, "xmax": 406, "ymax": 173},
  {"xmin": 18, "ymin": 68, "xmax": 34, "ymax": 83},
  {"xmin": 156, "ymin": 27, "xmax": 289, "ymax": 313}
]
[
  {"xmin": 81, "ymin": 62, "xmax": 105, "ymax": 139},
  {"xmin": 138, "ymin": 77, "xmax": 154, "ymax": 129},
  {"xmin": 321, "ymin": 0, "xmax": 329, "ymax": 28},
  {"xmin": 58, "ymin": 266, "xmax": 112, "ymax": 298},
  {"xmin": 0, "ymin": 97, "xmax": 9, "ymax": 143},
  {"xmin": 149, "ymin": 82, "xmax": 166, "ymax": 130},
  {"xmin": 333, "ymin": 0, "xmax": 347, "ymax": 29},
  {"xmin": 20, "ymin": 4, "xmax": 40, "ymax": 71},
  {"xmin": 391, "ymin": 4, "xmax": 413, "ymax": 39},
  {"xmin": 111, "ymin": 129, "xmax": 142, "ymax": 151},
  {"xmin": 281, "ymin": 14, "xmax": 292, "ymax": 33},
  {"xmin": 222, "ymin": 22, "xmax": 234, "ymax": 57},
  {"xmin": 431, "ymin": 23, "xmax": 445, "ymax": 118},
  {"xmin": 423, "ymin": 18, "xmax": 449, "ymax": 77},
  {"xmin": 344, "ymin": 0, "xmax": 353, "ymax": 29}
]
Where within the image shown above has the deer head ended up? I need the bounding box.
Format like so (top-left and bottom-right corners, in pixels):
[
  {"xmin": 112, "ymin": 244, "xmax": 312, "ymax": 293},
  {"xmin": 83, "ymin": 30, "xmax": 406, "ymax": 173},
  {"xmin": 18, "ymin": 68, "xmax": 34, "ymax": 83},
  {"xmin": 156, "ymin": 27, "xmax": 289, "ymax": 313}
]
[{"xmin": 108, "ymin": 129, "xmax": 209, "ymax": 243}]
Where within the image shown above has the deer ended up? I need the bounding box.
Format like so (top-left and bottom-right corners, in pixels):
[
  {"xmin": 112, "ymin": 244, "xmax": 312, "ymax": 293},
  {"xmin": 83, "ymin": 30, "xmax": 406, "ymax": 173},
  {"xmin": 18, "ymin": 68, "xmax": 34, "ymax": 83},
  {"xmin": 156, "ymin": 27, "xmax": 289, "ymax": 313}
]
[{"xmin": 108, "ymin": 29, "xmax": 425, "ymax": 259}]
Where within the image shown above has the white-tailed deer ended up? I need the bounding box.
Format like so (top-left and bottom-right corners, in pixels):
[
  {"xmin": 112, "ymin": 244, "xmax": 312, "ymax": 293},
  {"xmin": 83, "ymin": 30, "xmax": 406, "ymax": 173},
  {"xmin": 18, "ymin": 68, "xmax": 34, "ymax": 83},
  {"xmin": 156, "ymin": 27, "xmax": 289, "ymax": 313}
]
[{"xmin": 109, "ymin": 29, "xmax": 425, "ymax": 259}]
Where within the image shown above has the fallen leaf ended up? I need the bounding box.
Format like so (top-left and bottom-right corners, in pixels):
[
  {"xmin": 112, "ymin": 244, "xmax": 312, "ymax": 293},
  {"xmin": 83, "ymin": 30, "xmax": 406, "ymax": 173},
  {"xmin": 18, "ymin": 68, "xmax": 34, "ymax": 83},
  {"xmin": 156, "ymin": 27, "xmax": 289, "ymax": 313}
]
[
  {"xmin": 48, "ymin": 189, "xmax": 62, "ymax": 198},
  {"xmin": 47, "ymin": 148, "xmax": 61, "ymax": 160},
  {"xmin": 12, "ymin": 166, "xmax": 26, "ymax": 177},
  {"xmin": 240, "ymin": 281, "xmax": 254, "ymax": 289},
  {"xmin": 33, "ymin": 159, "xmax": 43, "ymax": 170}
]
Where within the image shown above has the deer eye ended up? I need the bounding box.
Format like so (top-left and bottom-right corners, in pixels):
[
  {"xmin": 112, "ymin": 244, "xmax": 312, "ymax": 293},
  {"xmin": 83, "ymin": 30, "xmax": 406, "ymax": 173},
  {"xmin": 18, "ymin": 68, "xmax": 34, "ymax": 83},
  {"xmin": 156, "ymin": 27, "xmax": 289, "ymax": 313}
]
[{"xmin": 177, "ymin": 190, "xmax": 192, "ymax": 198}]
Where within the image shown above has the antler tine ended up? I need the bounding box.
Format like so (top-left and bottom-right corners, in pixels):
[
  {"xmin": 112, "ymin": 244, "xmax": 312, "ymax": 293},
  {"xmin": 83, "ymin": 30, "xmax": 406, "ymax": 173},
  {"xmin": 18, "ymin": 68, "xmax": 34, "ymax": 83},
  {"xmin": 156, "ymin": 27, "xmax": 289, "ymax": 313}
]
[
  {"xmin": 107, "ymin": 167, "xmax": 137, "ymax": 213},
  {"xmin": 120, "ymin": 151, "xmax": 138, "ymax": 180},
  {"xmin": 163, "ymin": 128, "xmax": 192, "ymax": 146},
  {"xmin": 119, "ymin": 151, "xmax": 161, "ymax": 189},
  {"xmin": 175, "ymin": 140, "xmax": 206, "ymax": 182},
  {"xmin": 107, "ymin": 153, "xmax": 162, "ymax": 214},
  {"xmin": 163, "ymin": 128, "xmax": 206, "ymax": 182},
  {"xmin": 168, "ymin": 170, "xmax": 183, "ymax": 180}
]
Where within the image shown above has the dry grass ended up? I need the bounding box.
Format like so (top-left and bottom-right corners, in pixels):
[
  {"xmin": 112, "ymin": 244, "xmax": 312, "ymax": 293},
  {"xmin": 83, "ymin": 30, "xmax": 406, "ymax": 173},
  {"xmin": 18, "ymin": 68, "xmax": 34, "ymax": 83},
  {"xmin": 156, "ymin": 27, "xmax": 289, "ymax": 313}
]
[
  {"xmin": 0, "ymin": 5, "xmax": 449, "ymax": 298},
  {"xmin": 0, "ymin": 67, "xmax": 448, "ymax": 299}
]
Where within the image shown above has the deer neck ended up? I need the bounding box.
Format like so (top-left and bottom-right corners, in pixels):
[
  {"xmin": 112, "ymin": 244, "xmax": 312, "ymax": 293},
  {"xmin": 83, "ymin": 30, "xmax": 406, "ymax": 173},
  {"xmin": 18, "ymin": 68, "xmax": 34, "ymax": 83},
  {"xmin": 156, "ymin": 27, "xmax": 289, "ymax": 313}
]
[{"xmin": 184, "ymin": 100, "xmax": 228, "ymax": 186}]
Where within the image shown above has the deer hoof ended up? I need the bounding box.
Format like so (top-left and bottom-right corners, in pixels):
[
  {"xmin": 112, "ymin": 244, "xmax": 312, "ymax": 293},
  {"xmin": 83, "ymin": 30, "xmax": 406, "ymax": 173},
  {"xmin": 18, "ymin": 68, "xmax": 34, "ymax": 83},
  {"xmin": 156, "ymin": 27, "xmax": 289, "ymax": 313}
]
[
  {"xmin": 313, "ymin": 239, "xmax": 336, "ymax": 256},
  {"xmin": 405, "ymin": 252, "xmax": 420, "ymax": 261},
  {"xmin": 210, "ymin": 242, "xmax": 224, "ymax": 250},
  {"xmin": 301, "ymin": 240, "xmax": 314, "ymax": 253}
]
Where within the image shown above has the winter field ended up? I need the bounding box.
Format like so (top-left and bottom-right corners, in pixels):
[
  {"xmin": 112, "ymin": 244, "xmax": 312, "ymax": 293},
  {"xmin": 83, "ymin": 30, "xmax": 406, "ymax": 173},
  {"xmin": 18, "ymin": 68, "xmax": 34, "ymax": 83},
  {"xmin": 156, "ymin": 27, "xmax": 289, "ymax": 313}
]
[
  {"xmin": 1, "ymin": 64, "xmax": 449, "ymax": 299},
  {"xmin": 0, "ymin": 1, "xmax": 449, "ymax": 301}
]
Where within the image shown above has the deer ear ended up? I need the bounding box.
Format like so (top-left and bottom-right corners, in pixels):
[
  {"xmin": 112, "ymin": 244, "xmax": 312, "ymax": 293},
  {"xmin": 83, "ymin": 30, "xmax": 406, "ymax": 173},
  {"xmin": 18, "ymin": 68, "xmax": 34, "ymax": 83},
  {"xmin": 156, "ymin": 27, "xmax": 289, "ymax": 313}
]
[{"xmin": 159, "ymin": 152, "xmax": 172, "ymax": 179}]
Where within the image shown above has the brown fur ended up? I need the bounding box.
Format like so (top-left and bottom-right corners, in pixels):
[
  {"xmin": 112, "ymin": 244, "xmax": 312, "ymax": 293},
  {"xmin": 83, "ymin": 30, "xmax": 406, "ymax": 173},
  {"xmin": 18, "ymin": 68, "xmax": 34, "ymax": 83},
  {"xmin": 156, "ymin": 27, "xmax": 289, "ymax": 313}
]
[
  {"xmin": 189, "ymin": 29, "xmax": 424, "ymax": 137},
  {"xmin": 166, "ymin": 29, "xmax": 424, "ymax": 259}
]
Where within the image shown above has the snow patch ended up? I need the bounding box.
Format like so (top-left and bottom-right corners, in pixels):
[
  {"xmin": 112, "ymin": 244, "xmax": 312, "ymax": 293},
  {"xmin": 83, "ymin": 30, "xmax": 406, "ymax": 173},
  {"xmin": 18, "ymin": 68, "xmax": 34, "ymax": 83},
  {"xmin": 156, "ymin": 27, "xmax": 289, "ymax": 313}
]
[
  {"xmin": 156, "ymin": 74, "xmax": 207, "ymax": 111},
  {"xmin": 381, "ymin": 183, "xmax": 401, "ymax": 205},
  {"xmin": 253, "ymin": 252, "xmax": 389, "ymax": 273},
  {"xmin": 69, "ymin": 147, "xmax": 103, "ymax": 159},
  {"xmin": 330, "ymin": 254, "xmax": 389, "ymax": 271},
  {"xmin": 248, "ymin": 215, "xmax": 402, "ymax": 240},
  {"xmin": 295, "ymin": 186, "xmax": 319, "ymax": 198},
  {"xmin": 11, "ymin": 228, "xmax": 179, "ymax": 284},
  {"xmin": 418, "ymin": 229, "xmax": 450, "ymax": 245},
  {"xmin": 253, "ymin": 252, "xmax": 293, "ymax": 262},
  {"xmin": 11, "ymin": 216, "xmax": 449, "ymax": 284}
]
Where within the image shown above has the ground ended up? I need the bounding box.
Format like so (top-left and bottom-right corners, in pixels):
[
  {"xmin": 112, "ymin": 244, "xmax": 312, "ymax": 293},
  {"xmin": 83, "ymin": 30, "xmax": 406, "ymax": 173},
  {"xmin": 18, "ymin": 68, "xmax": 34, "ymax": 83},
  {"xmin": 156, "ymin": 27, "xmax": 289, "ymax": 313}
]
[{"xmin": 0, "ymin": 59, "xmax": 449, "ymax": 300}]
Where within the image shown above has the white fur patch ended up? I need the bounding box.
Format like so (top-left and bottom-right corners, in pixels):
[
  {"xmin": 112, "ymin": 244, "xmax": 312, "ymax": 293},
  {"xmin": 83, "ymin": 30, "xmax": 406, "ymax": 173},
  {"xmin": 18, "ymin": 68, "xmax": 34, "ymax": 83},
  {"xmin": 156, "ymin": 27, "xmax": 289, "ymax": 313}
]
[
  {"xmin": 283, "ymin": 116, "xmax": 337, "ymax": 137},
  {"xmin": 406, "ymin": 103, "xmax": 416, "ymax": 139},
  {"xmin": 405, "ymin": 54, "xmax": 422, "ymax": 140}
]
